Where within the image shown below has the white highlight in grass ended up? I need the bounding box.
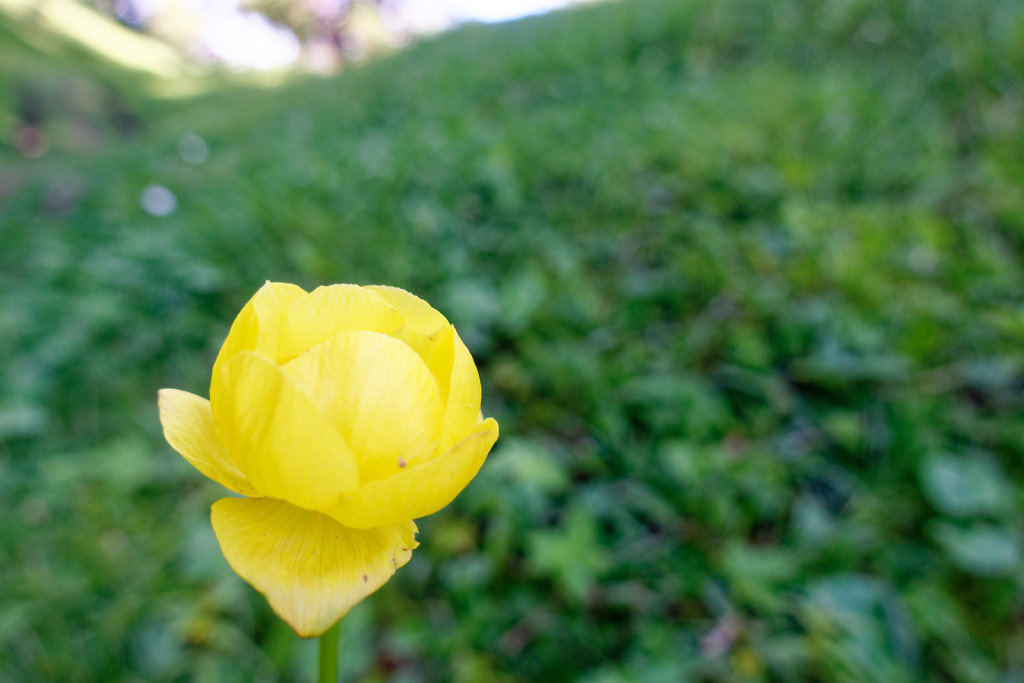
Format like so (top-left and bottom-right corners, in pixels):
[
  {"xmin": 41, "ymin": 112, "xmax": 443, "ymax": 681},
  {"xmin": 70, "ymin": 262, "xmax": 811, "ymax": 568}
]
[{"xmin": 140, "ymin": 184, "xmax": 178, "ymax": 217}]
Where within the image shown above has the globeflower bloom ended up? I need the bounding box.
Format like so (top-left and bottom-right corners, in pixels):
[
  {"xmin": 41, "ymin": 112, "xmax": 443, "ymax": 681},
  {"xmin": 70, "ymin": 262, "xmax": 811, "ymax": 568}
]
[{"xmin": 158, "ymin": 282, "xmax": 498, "ymax": 636}]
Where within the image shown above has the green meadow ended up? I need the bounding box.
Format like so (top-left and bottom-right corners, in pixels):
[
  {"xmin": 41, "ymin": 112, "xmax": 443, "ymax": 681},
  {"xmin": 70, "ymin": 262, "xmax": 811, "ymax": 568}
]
[{"xmin": 2, "ymin": 0, "xmax": 1023, "ymax": 680}]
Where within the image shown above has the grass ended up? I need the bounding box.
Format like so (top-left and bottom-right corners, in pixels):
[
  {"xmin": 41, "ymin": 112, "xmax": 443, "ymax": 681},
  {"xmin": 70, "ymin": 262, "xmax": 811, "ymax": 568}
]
[{"xmin": 2, "ymin": 0, "xmax": 1024, "ymax": 680}]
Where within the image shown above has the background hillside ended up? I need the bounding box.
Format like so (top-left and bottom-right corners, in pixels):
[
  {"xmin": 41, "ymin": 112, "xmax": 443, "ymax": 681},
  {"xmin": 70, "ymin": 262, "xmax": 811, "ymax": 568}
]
[{"xmin": 2, "ymin": 0, "xmax": 1024, "ymax": 680}]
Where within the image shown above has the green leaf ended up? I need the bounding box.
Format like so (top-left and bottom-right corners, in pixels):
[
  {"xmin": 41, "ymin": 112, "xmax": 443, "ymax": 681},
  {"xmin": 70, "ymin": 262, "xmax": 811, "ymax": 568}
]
[
  {"xmin": 920, "ymin": 454, "xmax": 1014, "ymax": 519},
  {"xmin": 930, "ymin": 522, "xmax": 1022, "ymax": 577}
]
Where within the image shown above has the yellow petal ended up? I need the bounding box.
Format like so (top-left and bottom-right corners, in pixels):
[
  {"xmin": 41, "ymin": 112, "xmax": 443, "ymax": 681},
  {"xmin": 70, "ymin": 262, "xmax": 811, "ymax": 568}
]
[
  {"xmin": 424, "ymin": 324, "xmax": 456, "ymax": 402},
  {"xmin": 211, "ymin": 497, "xmax": 417, "ymax": 637},
  {"xmin": 365, "ymin": 285, "xmax": 448, "ymax": 337},
  {"xmin": 365, "ymin": 285, "xmax": 449, "ymax": 361},
  {"xmin": 210, "ymin": 282, "xmax": 306, "ymax": 407},
  {"xmin": 420, "ymin": 325, "xmax": 482, "ymax": 454},
  {"xmin": 213, "ymin": 351, "xmax": 359, "ymax": 509},
  {"xmin": 283, "ymin": 331, "xmax": 445, "ymax": 481},
  {"xmin": 252, "ymin": 282, "xmax": 309, "ymax": 363},
  {"xmin": 362, "ymin": 288, "xmax": 480, "ymax": 447},
  {"xmin": 157, "ymin": 389, "xmax": 260, "ymax": 496},
  {"xmin": 438, "ymin": 327, "xmax": 482, "ymax": 452},
  {"xmin": 327, "ymin": 418, "xmax": 498, "ymax": 529},
  {"xmin": 276, "ymin": 285, "xmax": 404, "ymax": 363}
]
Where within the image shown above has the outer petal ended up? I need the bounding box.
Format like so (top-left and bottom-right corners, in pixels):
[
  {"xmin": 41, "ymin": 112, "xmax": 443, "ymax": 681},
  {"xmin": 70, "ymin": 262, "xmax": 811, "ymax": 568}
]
[
  {"xmin": 424, "ymin": 324, "xmax": 455, "ymax": 403},
  {"xmin": 361, "ymin": 287, "xmax": 480, "ymax": 450},
  {"xmin": 365, "ymin": 285, "xmax": 449, "ymax": 361},
  {"xmin": 283, "ymin": 331, "xmax": 445, "ymax": 481},
  {"xmin": 210, "ymin": 282, "xmax": 306, "ymax": 406},
  {"xmin": 252, "ymin": 282, "xmax": 309, "ymax": 363},
  {"xmin": 437, "ymin": 327, "xmax": 482, "ymax": 452},
  {"xmin": 364, "ymin": 285, "xmax": 448, "ymax": 336},
  {"xmin": 211, "ymin": 497, "xmax": 417, "ymax": 637},
  {"xmin": 276, "ymin": 285, "xmax": 404, "ymax": 363},
  {"xmin": 327, "ymin": 418, "xmax": 499, "ymax": 529},
  {"xmin": 213, "ymin": 351, "xmax": 360, "ymax": 509},
  {"xmin": 157, "ymin": 389, "xmax": 260, "ymax": 496}
]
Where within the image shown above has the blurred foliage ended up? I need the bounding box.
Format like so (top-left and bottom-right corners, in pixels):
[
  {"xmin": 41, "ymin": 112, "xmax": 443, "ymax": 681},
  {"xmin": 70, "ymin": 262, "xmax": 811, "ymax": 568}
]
[
  {"xmin": 3, "ymin": 0, "xmax": 1024, "ymax": 680},
  {"xmin": 0, "ymin": 8, "xmax": 161, "ymax": 159}
]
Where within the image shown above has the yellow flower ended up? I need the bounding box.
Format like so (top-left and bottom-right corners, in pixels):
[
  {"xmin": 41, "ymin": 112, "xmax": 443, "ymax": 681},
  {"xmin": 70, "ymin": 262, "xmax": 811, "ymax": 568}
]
[{"xmin": 158, "ymin": 282, "xmax": 499, "ymax": 636}]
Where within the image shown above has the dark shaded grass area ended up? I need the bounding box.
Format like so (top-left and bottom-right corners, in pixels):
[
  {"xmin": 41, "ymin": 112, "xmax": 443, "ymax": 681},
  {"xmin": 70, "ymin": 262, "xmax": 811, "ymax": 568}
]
[{"xmin": 2, "ymin": 0, "xmax": 1024, "ymax": 680}]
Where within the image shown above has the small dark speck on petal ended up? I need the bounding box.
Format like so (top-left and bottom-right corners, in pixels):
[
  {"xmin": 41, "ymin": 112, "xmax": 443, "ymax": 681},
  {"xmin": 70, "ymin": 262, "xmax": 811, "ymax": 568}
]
[
  {"xmin": 398, "ymin": 457, "xmax": 407, "ymax": 469},
  {"xmin": 362, "ymin": 575, "xmax": 368, "ymax": 583}
]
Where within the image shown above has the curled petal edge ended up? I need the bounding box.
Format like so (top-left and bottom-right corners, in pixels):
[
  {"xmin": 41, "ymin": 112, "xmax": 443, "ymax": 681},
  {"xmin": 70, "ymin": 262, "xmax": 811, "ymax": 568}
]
[
  {"xmin": 327, "ymin": 418, "xmax": 499, "ymax": 529},
  {"xmin": 157, "ymin": 388, "xmax": 260, "ymax": 497}
]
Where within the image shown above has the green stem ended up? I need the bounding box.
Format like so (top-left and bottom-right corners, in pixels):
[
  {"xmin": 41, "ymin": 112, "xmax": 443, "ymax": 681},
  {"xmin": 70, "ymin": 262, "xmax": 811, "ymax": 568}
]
[{"xmin": 318, "ymin": 621, "xmax": 340, "ymax": 683}]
